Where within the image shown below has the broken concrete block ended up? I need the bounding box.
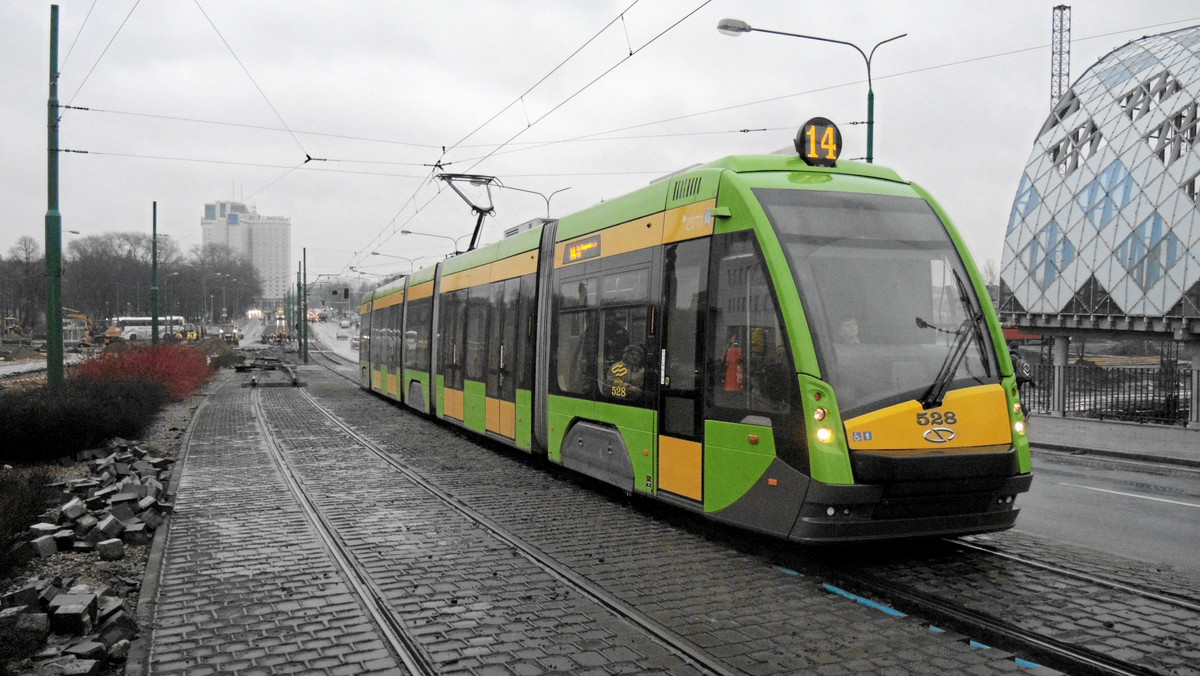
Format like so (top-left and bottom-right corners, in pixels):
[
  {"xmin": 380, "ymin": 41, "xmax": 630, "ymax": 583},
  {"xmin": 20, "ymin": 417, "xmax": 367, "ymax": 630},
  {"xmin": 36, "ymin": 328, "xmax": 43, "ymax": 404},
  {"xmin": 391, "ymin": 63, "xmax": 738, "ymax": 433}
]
[
  {"xmin": 97, "ymin": 610, "xmax": 138, "ymax": 647},
  {"xmin": 96, "ymin": 596, "xmax": 124, "ymax": 625},
  {"xmin": 143, "ymin": 478, "xmax": 163, "ymax": 500},
  {"xmin": 65, "ymin": 640, "xmax": 107, "ymax": 659},
  {"xmin": 0, "ymin": 605, "xmax": 25, "ymax": 628},
  {"xmin": 1, "ymin": 583, "xmax": 40, "ymax": 609},
  {"xmin": 48, "ymin": 592, "xmax": 96, "ymax": 618},
  {"xmin": 94, "ymin": 515, "xmax": 125, "ymax": 539},
  {"xmin": 60, "ymin": 497, "xmax": 87, "ymax": 520},
  {"xmin": 31, "ymin": 535, "xmax": 59, "ymax": 558},
  {"xmin": 123, "ymin": 522, "xmax": 149, "ymax": 546},
  {"xmin": 29, "ymin": 523, "xmax": 60, "ymax": 540},
  {"xmin": 73, "ymin": 514, "xmax": 99, "ymax": 537},
  {"xmin": 137, "ymin": 509, "xmax": 165, "ymax": 530},
  {"xmin": 136, "ymin": 496, "xmax": 158, "ymax": 512},
  {"xmin": 109, "ymin": 502, "xmax": 137, "ymax": 525},
  {"xmin": 54, "ymin": 530, "xmax": 75, "ymax": 551},
  {"xmin": 38, "ymin": 583, "xmax": 61, "ymax": 607},
  {"xmin": 96, "ymin": 539, "xmax": 124, "ymax": 561},
  {"xmin": 50, "ymin": 603, "xmax": 92, "ymax": 635}
]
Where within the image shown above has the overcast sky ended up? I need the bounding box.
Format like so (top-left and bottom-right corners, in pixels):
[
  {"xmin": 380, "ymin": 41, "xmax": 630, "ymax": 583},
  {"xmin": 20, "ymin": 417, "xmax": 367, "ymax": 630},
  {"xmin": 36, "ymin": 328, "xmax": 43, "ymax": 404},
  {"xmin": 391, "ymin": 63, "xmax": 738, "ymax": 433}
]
[{"xmin": 3, "ymin": 1, "xmax": 1198, "ymax": 291}]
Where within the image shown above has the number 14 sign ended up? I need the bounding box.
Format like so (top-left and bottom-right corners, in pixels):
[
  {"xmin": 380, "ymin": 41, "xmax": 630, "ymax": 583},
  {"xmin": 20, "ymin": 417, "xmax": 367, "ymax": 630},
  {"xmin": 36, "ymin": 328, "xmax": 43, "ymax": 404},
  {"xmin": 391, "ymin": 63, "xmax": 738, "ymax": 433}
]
[{"xmin": 795, "ymin": 117, "xmax": 842, "ymax": 167}]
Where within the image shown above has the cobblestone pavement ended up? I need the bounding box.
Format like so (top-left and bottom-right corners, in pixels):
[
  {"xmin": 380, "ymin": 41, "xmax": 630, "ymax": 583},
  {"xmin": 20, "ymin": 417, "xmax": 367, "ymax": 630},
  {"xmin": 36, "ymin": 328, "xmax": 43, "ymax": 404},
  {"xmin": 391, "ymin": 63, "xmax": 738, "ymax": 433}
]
[
  {"xmin": 147, "ymin": 381, "xmax": 404, "ymax": 675},
  {"xmin": 271, "ymin": 368, "xmax": 1067, "ymax": 675}
]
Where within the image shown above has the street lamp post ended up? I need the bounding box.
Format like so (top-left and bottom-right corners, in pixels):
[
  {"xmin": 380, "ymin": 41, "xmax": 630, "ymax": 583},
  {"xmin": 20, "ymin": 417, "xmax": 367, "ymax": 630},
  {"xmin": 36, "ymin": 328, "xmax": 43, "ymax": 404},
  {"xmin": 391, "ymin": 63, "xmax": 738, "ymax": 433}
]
[
  {"xmin": 368, "ymin": 252, "xmax": 422, "ymax": 274},
  {"xmin": 498, "ymin": 185, "xmax": 571, "ymax": 219},
  {"xmin": 399, "ymin": 230, "xmax": 471, "ymax": 255},
  {"xmin": 717, "ymin": 18, "xmax": 905, "ymax": 164},
  {"xmin": 200, "ymin": 272, "xmax": 225, "ymax": 335}
]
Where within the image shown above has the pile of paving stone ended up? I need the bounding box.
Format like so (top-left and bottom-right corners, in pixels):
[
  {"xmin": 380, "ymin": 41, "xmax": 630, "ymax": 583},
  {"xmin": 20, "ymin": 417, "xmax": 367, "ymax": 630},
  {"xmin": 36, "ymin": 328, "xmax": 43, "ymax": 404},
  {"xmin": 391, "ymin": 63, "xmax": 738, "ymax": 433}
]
[
  {"xmin": 1, "ymin": 579, "xmax": 139, "ymax": 674},
  {"xmin": 1, "ymin": 438, "xmax": 175, "ymax": 673},
  {"xmin": 29, "ymin": 438, "xmax": 174, "ymax": 562}
]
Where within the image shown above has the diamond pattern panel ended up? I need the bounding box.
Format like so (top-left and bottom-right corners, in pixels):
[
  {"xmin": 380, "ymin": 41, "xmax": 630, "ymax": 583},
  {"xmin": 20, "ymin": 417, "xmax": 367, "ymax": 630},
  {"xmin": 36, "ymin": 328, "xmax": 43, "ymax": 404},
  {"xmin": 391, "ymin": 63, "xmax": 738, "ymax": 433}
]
[
  {"xmin": 1115, "ymin": 213, "xmax": 1183, "ymax": 290},
  {"xmin": 1020, "ymin": 220, "xmax": 1075, "ymax": 290},
  {"xmin": 1001, "ymin": 25, "xmax": 1200, "ymax": 320}
]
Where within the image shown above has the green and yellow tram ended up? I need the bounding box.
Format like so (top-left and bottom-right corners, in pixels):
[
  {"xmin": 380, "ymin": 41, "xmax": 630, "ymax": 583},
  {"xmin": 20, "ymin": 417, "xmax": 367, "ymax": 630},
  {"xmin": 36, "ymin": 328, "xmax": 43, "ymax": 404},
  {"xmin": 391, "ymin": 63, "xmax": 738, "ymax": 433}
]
[{"xmin": 360, "ymin": 119, "xmax": 1031, "ymax": 542}]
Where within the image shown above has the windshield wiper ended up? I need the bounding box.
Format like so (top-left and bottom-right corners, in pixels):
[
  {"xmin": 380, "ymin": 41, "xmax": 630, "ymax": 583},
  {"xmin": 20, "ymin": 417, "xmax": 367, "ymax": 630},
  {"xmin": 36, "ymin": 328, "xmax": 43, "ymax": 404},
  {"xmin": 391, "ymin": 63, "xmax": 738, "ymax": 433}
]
[{"xmin": 916, "ymin": 270, "xmax": 990, "ymax": 409}]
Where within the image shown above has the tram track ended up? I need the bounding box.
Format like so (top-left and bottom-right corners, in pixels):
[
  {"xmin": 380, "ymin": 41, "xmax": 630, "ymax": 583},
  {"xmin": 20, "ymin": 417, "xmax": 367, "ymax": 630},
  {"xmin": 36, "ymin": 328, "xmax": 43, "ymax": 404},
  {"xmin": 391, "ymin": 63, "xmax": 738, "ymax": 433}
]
[
  {"xmin": 304, "ymin": 334, "xmax": 1199, "ymax": 675},
  {"xmin": 250, "ymin": 388, "xmax": 437, "ymax": 675},
  {"xmin": 767, "ymin": 529, "xmax": 1200, "ymax": 676},
  {"xmin": 952, "ymin": 536, "xmax": 1200, "ymax": 612},
  {"xmin": 254, "ymin": 364, "xmax": 737, "ymax": 675},
  {"xmin": 824, "ymin": 564, "xmax": 1168, "ymax": 676}
]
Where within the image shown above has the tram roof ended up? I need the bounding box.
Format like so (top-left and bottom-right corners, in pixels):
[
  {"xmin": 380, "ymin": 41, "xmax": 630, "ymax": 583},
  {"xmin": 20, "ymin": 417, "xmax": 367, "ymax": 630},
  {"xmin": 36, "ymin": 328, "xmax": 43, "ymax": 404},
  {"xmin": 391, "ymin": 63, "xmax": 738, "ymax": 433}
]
[
  {"xmin": 365, "ymin": 154, "xmax": 913, "ymax": 301},
  {"xmin": 699, "ymin": 154, "xmax": 906, "ymax": 184}
]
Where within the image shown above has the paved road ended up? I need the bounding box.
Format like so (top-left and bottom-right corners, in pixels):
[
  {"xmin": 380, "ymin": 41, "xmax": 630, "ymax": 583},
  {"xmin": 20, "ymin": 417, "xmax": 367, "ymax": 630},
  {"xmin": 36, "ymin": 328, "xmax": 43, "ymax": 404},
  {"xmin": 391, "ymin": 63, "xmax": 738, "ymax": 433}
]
[{"xmin": 1017, "ymin": 450, "xmax": 1200, "ymax": 579}]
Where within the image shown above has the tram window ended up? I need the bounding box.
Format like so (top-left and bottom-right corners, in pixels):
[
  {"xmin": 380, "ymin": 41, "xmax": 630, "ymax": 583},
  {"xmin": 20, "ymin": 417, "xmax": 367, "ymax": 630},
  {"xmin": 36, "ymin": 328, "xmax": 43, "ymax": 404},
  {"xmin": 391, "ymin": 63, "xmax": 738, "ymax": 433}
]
[
  {"xmin": 369, "ymin": 307, "xmax": 382, "ymax": 365},
  {"xmin": 466, "ymin": 285, "xmax": 490, "ymax": 383},
  {"xmin": 486, "ymin": 282, "xmax": 504, "ymax": 397},
  {"xmin": 601, "ymin": 268, "xmax": 649, "ymax": 304},
  {"xmin": 707, "ymin": 231, "xmax": 793, "ymax": 417},
  {"xmin": 554, "ymin": 277, "xmax": 597, "ymax": 396},
  {"xmin": 441, "ymin": 289, "xmax": 468, "ymax": 390},
  {"xmin": 499, "ymin": 278, "xmax": 520, "ymax": 399},
  {"xmin": 388, "ymin": 304, "xmax": 402, "ymax": 367},
  {"xmin": 598, "ymin": 306, "xmax": 649, "ymax": 403},
  {"xmin": 404, "ymin": 297, "xmax": 432, "ymax": 371},
  {"xmin": 515, "ymin": 274, "xmax": 536, "ymax": 392}
]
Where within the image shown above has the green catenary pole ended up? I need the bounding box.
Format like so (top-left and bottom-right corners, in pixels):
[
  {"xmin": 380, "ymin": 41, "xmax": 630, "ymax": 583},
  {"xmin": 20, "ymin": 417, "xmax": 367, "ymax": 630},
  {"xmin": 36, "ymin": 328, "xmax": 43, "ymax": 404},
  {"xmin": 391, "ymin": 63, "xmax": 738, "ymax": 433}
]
[
  {"xmin": 45, "ymin": 4, "xmax": 64, "ymax": 387},
  {"xmin": 151, "ymin": 201, "xmax": 159, "ymax": 344},
  {"xmin": 302, "ymin": 248, "xmax": 308, "ymax": 364}
]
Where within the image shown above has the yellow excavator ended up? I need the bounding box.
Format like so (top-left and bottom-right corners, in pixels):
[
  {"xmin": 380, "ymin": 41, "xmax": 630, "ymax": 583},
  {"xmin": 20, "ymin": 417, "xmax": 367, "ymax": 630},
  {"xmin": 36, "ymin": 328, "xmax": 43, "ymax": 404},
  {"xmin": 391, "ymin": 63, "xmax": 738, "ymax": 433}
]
[
  {"xmin": 2, "ymin": 316, "xmax": 26, "ymax": 342},
  {"xmin": 61, "ymin": 307, "xmax": 101, "ymax": 346}
]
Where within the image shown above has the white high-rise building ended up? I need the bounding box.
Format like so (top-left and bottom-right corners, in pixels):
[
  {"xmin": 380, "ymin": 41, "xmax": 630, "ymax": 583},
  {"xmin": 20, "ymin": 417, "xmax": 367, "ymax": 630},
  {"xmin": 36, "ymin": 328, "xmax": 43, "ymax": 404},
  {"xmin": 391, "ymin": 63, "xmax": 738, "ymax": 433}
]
[{"xmin": 201, "ymin": 201, "xmax": 291, "ymax": 302}]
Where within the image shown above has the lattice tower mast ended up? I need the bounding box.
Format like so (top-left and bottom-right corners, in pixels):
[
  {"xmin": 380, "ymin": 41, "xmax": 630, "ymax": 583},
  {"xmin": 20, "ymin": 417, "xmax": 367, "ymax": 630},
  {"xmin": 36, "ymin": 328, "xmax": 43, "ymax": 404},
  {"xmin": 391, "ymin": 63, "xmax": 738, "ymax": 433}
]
[{"xmin": 1051, "ymin": 5, "xmax": 1071, "ymax": 108}]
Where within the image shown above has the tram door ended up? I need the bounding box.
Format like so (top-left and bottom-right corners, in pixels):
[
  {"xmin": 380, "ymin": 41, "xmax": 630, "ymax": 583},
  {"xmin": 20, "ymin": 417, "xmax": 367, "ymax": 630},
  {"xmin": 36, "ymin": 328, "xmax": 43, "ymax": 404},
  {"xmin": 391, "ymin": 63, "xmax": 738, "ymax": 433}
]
[{"xmin": 656, "ymin": 238, "xmax": 710, "ymax": 502}]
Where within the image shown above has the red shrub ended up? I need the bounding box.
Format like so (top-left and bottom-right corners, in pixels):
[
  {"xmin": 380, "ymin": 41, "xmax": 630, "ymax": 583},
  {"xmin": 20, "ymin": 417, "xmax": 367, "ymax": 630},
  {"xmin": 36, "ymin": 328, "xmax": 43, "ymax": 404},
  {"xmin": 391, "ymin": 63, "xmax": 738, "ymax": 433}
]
[{"xmin": 73, "ymin": 343, "xmax": 213, "ymax": 400}]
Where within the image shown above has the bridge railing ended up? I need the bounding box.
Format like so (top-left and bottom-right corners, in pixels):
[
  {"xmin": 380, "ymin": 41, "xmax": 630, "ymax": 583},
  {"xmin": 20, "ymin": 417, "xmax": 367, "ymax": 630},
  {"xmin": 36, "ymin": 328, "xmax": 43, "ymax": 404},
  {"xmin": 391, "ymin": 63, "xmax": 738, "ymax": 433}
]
[{"xmin": 1019, "ymin": 363, "xmax": 1194, "ymax": 426}]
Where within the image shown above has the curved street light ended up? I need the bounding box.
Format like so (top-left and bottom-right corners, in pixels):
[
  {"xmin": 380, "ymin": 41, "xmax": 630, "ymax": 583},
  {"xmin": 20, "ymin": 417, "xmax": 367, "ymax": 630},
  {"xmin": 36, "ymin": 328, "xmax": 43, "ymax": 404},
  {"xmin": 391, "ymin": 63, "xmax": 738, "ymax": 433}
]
[
  {"xmin": 200, "ymin": 272, "xmax": 227, "ymax": 330},
  {"xmin": 399, "ymin": 229, "xmax": 472, "ymax": 255},
  {"xmin": 369, "ymin": 251, "xmax": 420, "ymax": 274},
  {"xmin": 498, "ymin": 185, "xmax": 571, "ymax": 219},
  {"xmin": 717, "ymin": 18, "xmax": 905, "ymax": 164}
]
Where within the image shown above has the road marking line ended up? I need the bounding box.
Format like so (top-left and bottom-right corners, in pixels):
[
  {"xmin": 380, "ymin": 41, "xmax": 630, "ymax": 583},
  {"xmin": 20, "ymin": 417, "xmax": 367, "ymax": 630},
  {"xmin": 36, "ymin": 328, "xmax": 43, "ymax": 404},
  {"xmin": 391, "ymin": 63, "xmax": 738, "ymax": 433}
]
[{"xmin": 1059, "ymin": 482, "xmax": 1200, "ymax": 509}]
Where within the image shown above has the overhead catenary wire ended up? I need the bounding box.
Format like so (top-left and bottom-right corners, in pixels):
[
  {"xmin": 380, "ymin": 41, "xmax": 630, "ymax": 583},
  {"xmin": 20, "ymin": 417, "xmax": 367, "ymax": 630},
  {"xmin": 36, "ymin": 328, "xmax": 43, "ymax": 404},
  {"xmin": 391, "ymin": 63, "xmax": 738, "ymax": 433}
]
[
  {"xmin": 58, "ymin": 0, "xmax": 100, "ymax": 76},
  {"xmin": 191, "ymin": 0, "xmax": 310, "ymax": 159},
  {"xmin": 65, "ymin": 0, "xmax": 142, "ymax": 105}
]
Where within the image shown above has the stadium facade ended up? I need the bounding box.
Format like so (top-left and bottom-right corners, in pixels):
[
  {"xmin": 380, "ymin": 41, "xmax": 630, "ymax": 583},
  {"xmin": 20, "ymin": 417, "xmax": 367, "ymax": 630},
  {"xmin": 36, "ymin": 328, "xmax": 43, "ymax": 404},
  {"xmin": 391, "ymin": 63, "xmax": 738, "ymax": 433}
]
[{"xmin": 999, "ymin": 25, "xmax": 1200, "ymax": 425}]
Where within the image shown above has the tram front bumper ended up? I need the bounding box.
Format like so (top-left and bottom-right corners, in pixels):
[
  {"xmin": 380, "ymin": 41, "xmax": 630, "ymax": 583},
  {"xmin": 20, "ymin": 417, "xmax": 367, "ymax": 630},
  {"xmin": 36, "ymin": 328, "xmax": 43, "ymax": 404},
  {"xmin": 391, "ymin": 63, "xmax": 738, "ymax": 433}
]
[{"xmin": 787, "ymin": 473, "xmax": 1033, "ymax": 543}]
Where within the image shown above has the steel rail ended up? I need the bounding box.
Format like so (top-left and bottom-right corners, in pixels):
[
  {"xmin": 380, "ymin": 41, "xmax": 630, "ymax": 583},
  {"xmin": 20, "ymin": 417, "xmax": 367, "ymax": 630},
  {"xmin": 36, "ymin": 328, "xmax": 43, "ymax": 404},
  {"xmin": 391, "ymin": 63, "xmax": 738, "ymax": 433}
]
[
  {"xmin": 951, "ymin": 538, "xmax": 1200, "ymax": 612},
  {"xmin": 293, "ymin": 384, "xmax": 741, "ymax": 676},
  {"xmin": 829, "ymin": 567, "xmax": 1166, "ymax": 676},
  {"xmin": 249, "ymin": 389, "xmax": 437, "ymax": 676}
]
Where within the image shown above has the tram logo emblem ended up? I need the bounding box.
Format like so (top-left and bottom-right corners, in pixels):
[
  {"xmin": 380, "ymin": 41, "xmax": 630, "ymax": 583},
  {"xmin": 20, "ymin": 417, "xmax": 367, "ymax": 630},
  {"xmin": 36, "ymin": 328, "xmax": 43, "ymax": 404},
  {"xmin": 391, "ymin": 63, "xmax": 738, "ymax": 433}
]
[{"xmin": 923, "ymin": 427, "xmax": 956, "ymax": 443}]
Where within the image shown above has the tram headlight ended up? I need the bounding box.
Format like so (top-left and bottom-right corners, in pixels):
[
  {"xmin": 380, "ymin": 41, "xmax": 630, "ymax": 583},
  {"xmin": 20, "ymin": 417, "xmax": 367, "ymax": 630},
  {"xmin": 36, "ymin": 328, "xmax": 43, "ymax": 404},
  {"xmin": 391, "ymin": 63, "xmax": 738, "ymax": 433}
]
[
  {"xmin": 813, "ymin": 407, "xmax": 827, "ymax": 422},
  {"xmin": 815, "ymin": 426, "xmax": 834, "ymax": 444},
  {"xmin": 1013, "ymin": 402, "xmax": 1022, "ymax": 415},
  {"xmin": 1013, "ymin": 420, "xmax": 1026, "ymax": 435}
]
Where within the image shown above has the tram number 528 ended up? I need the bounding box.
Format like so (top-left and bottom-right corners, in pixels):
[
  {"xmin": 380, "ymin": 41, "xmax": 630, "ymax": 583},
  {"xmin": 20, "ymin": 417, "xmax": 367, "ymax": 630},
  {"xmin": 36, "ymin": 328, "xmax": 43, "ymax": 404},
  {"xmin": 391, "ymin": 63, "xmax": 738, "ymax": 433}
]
[{"xmin": 916, "ymin": 411, "xmax": 957, "ymax": 426}]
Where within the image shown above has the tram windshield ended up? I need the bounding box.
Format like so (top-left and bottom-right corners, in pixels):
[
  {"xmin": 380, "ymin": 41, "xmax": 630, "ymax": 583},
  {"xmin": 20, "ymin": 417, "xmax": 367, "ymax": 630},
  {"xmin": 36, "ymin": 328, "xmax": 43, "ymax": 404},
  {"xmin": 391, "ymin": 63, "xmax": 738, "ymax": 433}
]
[{"xmin": 756, "ymin": 188, "xmax": 999, "ymax": 416}]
